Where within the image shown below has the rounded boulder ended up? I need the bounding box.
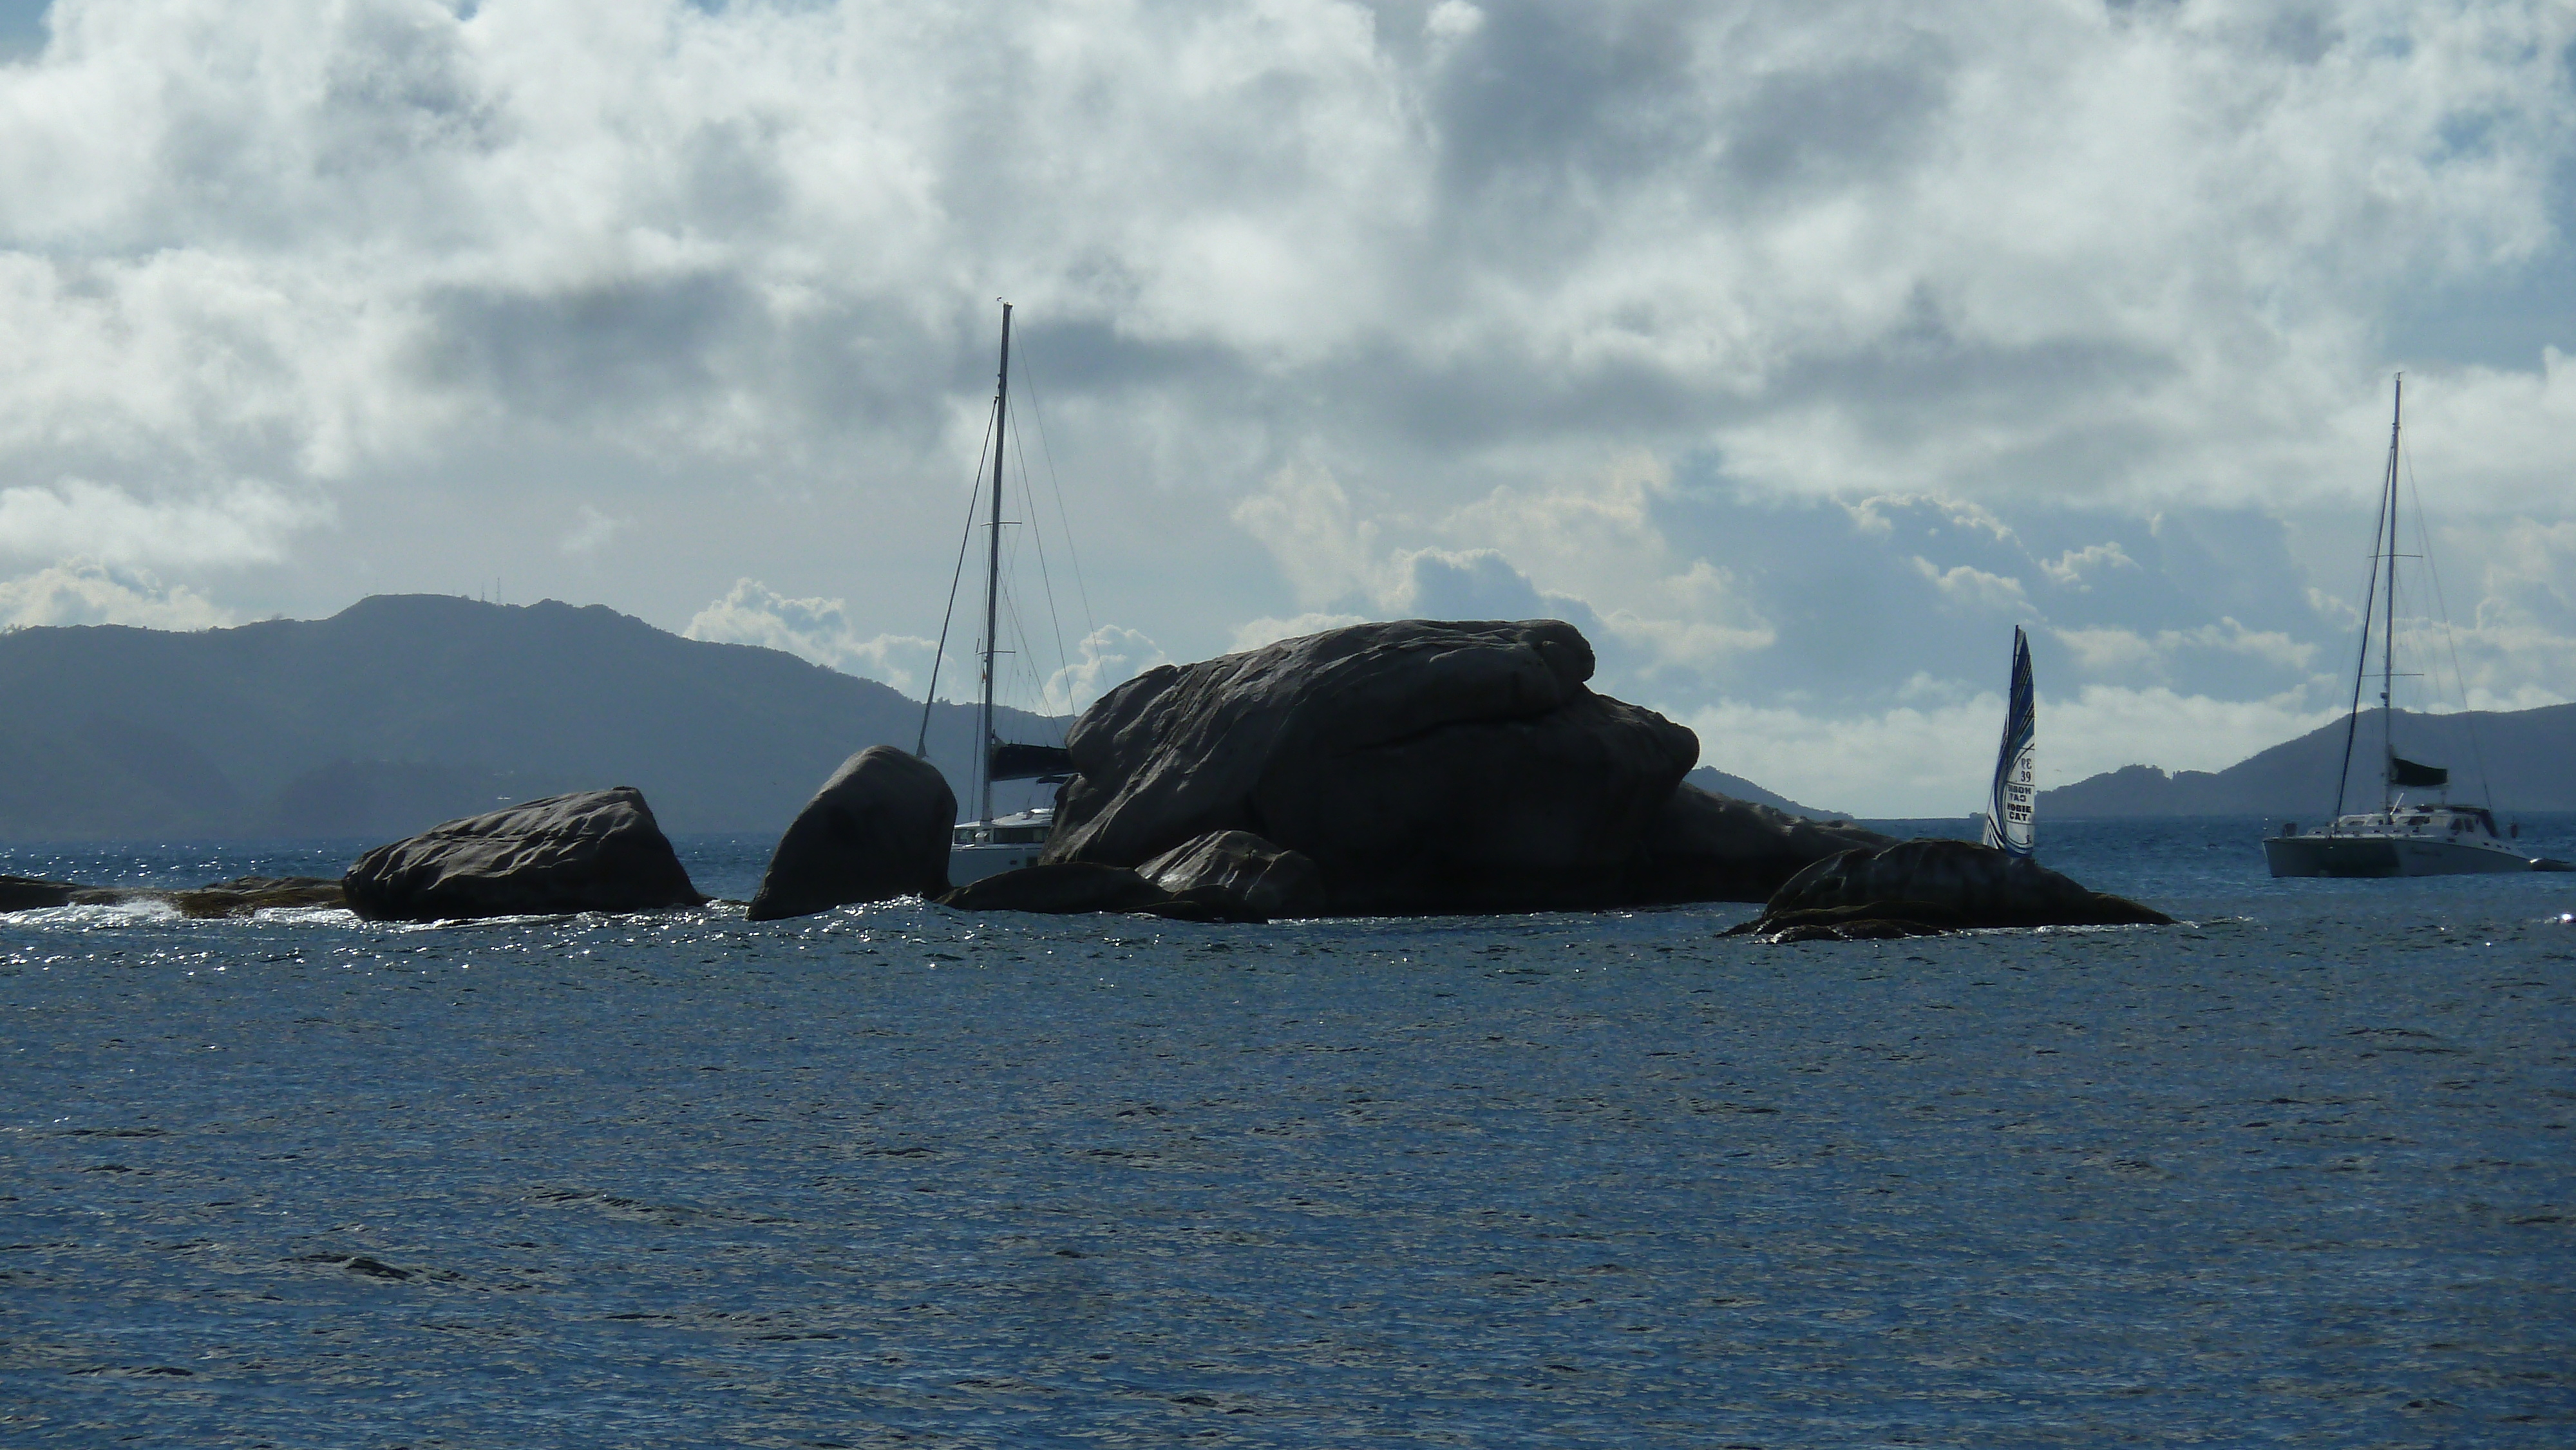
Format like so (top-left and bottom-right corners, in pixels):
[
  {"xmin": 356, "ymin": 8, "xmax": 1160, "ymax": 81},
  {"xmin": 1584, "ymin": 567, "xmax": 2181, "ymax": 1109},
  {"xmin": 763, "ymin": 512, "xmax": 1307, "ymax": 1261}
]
[{"xmin": 748, "ymin": 746, "xmax": 956, "ymax": 921}]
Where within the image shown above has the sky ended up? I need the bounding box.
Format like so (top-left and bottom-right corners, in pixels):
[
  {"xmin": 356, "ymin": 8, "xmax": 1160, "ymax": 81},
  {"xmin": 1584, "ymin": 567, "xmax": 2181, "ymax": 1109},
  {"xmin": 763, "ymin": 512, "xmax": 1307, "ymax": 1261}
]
[{"xmin": 1, "ymin": 0, "xmax": 2570, "ymax": 814}]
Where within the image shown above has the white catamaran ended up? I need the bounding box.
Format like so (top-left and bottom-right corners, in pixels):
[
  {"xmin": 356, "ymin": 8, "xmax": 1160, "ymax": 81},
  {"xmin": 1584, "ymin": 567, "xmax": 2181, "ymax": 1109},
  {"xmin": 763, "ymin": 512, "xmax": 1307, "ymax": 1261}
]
[
  {"xmin": 2263, "ymin": 378, "xmax": 2569, "ymax": 878},
  {"xmin": 1980, "ymin": 625, "xmax": 2037, "ymax": 857},
  {"xmin": 917, "ymin": 303, "xmax": 1078, "ymax": 886}
]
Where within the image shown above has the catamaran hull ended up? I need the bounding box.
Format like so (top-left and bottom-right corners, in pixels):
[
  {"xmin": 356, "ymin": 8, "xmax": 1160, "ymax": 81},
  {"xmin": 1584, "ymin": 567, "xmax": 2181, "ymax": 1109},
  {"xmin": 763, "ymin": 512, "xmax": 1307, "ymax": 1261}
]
[{"xmin": 2264, "ymin": 835, "xmax": 2539, "ymax": 878}]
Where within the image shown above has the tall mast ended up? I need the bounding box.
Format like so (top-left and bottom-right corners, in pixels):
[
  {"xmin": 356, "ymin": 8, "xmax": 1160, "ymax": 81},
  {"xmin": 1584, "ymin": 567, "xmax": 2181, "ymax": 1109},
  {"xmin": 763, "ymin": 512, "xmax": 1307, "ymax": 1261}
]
[
  {"xmin": 980, "ymin": 303, "xmax": 1011, "ymax": 828},
  {"xmin": 2378, "ymin": 374, "xmax": 2401, "ymax": 814}
]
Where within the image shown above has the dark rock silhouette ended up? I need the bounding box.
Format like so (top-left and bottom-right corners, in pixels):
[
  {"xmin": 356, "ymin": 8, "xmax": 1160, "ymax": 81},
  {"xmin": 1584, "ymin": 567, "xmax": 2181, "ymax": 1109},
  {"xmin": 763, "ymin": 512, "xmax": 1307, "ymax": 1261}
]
[
  {"xmin": 936, "ymin": 861, "xmax": 1264, "ymax": 922},
  {"xmin": 748, "ymin": 747, "xmax": 954, "ymax": 921},
  {"xmin": 1629, "ymin": 784, "xmax": 1895, "ymax": 902},
  {"xmin": 1138, "ymin": 830, "xmax": 1325, "ymax": 919},
  {"xmin": 341, "ymin": 787, "xmax": 704, "ymax": 921},
  {"xmin": 0, "ymin": 874, "xmax": 80, "ymax": 912},
  {"xmin": 1043, "ymin": 619, "xmax": 1703, "ymax": 913},
  {"xmin": 0, "ymin": 872, "xmax": 345, "ymax": 916},
  {"xmin": 1728, "ymin": 838, "xmax": 2172, "ymax": 941}
]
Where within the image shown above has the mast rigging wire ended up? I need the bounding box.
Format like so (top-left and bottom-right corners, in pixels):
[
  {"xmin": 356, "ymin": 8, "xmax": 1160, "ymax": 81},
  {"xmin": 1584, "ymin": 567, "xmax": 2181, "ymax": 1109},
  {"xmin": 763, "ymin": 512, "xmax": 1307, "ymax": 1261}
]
[{"xmin": 914, "ymin": 402, "xmax": 998, "ymax": 758}]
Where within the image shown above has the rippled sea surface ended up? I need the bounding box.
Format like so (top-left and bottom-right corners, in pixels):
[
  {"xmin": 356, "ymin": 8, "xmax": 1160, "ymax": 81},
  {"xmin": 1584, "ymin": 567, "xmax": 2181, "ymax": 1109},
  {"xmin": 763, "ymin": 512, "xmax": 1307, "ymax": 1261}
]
[{"xmin": 6, "ymin": 818, "xmax": 2573, "ymax": 1447}]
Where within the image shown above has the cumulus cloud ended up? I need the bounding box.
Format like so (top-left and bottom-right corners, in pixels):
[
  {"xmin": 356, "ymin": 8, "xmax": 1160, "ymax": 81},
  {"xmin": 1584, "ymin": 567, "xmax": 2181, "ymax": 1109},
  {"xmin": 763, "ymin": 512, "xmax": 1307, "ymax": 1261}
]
[
  {"xmin": 0, "ymin": 558, "xmax": 232, "ymax": 630},
  {"xmin": 683, "ymin": 578, "xmax": 938, "ymax": 693},
  {"xmin": 1042, "ymin": 625, "xmax": 1170, "ymax": 715}
]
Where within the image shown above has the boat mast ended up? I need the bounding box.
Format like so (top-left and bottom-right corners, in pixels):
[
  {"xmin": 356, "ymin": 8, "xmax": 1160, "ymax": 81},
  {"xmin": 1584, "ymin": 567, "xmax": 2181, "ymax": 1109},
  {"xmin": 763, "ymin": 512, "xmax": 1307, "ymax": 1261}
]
[
  {"xmin": 980, "ymin": 303, "xmax": 1011, "ymax": 829},
  {"xmin": 2378, "ymin": 375, "xmax": 2401, "ymax": 816}
]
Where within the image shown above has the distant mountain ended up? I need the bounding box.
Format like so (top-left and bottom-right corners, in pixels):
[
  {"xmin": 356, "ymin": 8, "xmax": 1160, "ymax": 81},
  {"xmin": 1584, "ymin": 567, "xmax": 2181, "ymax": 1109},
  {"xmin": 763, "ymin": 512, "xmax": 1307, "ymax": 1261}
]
[
  {"xmin": 1686, "ymin": 766, "xmax": 1852, "ymax": 822},
  {"xmin": 0, "ymin": 595, "xmax": 1065, "ymax": 842},
  {"xmin": 2039, "ymin": 704, "xmax": 2576, "ymax": 818}
]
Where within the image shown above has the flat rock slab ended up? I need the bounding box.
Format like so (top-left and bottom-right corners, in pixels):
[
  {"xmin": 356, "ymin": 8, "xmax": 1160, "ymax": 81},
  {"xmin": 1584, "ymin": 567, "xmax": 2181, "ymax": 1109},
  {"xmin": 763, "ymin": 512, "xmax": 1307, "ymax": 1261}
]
[
  {"xmin": 343, "ymin": 787, "xmax": 704, "ymax": 921},
  {"xmin": 1729, "ymin": 837, "xmax": 2172, "ymax": 941}
]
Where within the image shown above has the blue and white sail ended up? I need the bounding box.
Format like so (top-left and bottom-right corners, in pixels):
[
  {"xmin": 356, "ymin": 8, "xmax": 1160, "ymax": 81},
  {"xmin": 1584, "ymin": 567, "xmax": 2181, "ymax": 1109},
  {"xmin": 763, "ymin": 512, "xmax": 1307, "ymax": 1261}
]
[{"xmin": 1982, "ymin": 625, "xmax": 2036, "ymax": 857}]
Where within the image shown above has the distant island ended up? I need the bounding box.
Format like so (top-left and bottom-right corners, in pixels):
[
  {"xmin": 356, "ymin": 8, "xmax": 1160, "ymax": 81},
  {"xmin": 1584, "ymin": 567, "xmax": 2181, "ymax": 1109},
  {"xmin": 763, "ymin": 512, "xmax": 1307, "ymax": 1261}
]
[
  {"xmin": 0, "ymin": 595, "xmax": 1065, "ymax": 842},
  {"xmin": 2039, "ymin": 703, "xmax": 2576, "ymax": 817},
  {"xmin": 1683, "ymin": 767, "xmax": 1853, "ymax": 822}
]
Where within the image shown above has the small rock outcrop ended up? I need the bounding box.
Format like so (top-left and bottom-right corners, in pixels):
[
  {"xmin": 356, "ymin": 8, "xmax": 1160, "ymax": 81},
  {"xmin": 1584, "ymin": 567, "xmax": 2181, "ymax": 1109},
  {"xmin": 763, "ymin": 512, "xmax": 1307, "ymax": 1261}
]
[
  {"xmin": 1627, "ymin": 785, "xmax": 1895, "ymax": 902},
  {"xmin": 342, "ymin": 787, "xmax": 705, "ymax": 921},
  {"xmin": 1728, "ymin": 838, "xmax": 2172, "ymax": 941},
  {"xmin": 937, "ymin": 862, "xmax": 1264, "ymax": 923},
  {"xmin": 167, "ymin": 876, "xmax": 346, "ymax": 917},
  {"xmin": 1137, "ymin": 830, "xmax": 1325, "ymax": 919},
  {"xmin": 748, "ymin": 746, "xmax": 955, "ymax": 921},
  {"xmin": 1043, "ymin": 619, "xmax": 1703, "ymax": 913},
  {"xmin": 1, "ymin": 873, "xmax": 345, "ymax": 916},
  {"xmin": 0, "ymin": 875, "xmax": 80, "ymax": 912}
]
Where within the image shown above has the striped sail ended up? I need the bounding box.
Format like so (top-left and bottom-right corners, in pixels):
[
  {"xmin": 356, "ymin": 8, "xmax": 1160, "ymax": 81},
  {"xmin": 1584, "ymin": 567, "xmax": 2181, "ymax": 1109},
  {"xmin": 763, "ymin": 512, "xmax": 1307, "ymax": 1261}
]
[{"xmin": 1982, "ymin": 625, "xmax": 2036, "ymax": 857}]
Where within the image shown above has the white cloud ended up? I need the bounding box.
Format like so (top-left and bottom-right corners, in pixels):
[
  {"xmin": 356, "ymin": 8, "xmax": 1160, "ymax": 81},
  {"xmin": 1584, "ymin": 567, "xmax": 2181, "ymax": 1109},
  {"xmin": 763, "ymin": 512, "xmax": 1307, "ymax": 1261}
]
[
  {"xmin": 2041, "ymin": 540, "xmax": 2138, "ymax": 588},
  {"xmin": 0, "ymin": 477, "xmax": 328, "ymax": 567},
  {"xmin": 0, "ymin": 558, "xmax": 232, "ymax": 630},
  {"xmin": 683, "ymin": 578, "xmax": 937, "ymax": 693},
  {"xmin": 1911, "ymin": 556, "xmax": 2030, "ymax": 613},
  {"xmin": 1042, "ymin": 624, "xmax": 1170, "ymax": 714},
  {"xmin": 1231, "ymin": 610, "xmax": 1372, "ymax": 653},
  {"xmin": 1229, "ymin": 463, "xmax": 1385, "ymax": 607}
]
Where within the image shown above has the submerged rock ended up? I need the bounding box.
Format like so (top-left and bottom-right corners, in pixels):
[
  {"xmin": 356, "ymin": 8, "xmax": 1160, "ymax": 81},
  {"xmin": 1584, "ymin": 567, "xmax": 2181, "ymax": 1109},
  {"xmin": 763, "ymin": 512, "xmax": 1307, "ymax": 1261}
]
[
  {"xmin": 1627, "ymin": 785, "xmax": 1895, "ymax": 903},
  {"xmin": 1729, "ymin": 838, "xmax": 2172, "ymax": 941},
  {"xmin": 748, "ymin": 746, "xmax": 955, "ymax": 921},
  {"xmin": 1138, "ymin": 830, "xmax": 1325, "ymax": 919},
  {"xmin": 341, "ymin": 787, "xmax": 704, "ymax": 921},
  {"xmin": 1043, "ymin": 618, "xmax": 1704, "ymax": 913}
]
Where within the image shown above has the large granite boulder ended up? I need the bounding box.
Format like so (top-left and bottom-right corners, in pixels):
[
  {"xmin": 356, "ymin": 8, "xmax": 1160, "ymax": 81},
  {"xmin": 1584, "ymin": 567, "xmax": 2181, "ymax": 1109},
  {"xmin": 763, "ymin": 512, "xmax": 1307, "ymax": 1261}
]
[
  {"xmin": 342, "ymin": 787, "xmax": 705, "ymax": 921},
  {"xmin": 1627, "ymin": 785, "xmax": 1895, "ymax": 903},
  {"xmin": 1730, "ymin": 837, "xmax": 2172, "ymax": 941},
  {"xmin": 1043, "ymin": 619, "xmax": 1701, "ymax": 913},
  {"xmin": 748, "ymin": 746, "xmax": 954, "ymax": 921},
  {"xmin": 1138, "ymin": 830, "xmax": 1326, "ymax": 919}
]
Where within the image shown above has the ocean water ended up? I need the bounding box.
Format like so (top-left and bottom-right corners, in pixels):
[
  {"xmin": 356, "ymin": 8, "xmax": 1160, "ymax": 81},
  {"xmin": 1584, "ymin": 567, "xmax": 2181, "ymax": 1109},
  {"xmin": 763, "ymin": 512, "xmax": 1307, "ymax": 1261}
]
[{"xmin": 4, "ymin": 818, "xmax": 2571, "ymax": 1448}]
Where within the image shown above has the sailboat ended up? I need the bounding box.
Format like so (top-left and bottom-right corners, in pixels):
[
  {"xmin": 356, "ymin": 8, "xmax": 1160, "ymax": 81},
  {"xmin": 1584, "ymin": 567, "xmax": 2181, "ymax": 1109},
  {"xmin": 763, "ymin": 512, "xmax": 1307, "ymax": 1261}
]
[
  {"xmin": 2264, "ymin": 378, "xmax": 2568, "ymax": 877},
  {"xmin": 919, "ymin": 303, "xmax": 1077, "ymax": 886},
  {"xmin": 1980, "ymin": 625, "xmax": 2036, "ymax": 857}
]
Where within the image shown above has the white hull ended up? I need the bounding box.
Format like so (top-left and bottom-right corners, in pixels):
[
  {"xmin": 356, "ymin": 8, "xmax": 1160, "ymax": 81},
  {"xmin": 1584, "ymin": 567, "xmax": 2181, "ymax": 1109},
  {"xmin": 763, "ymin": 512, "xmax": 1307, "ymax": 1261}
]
[
  {"xmin": 947, "ymin": 806, "xmax": 1055, "ymax": 887},
  {"xmin": 2264, "ymin": 833, "xmax": 2538, "ymax": 878},
  {"xmin": 948, "ymin": 841, "xmax": 1044, "ymax": 887}
]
